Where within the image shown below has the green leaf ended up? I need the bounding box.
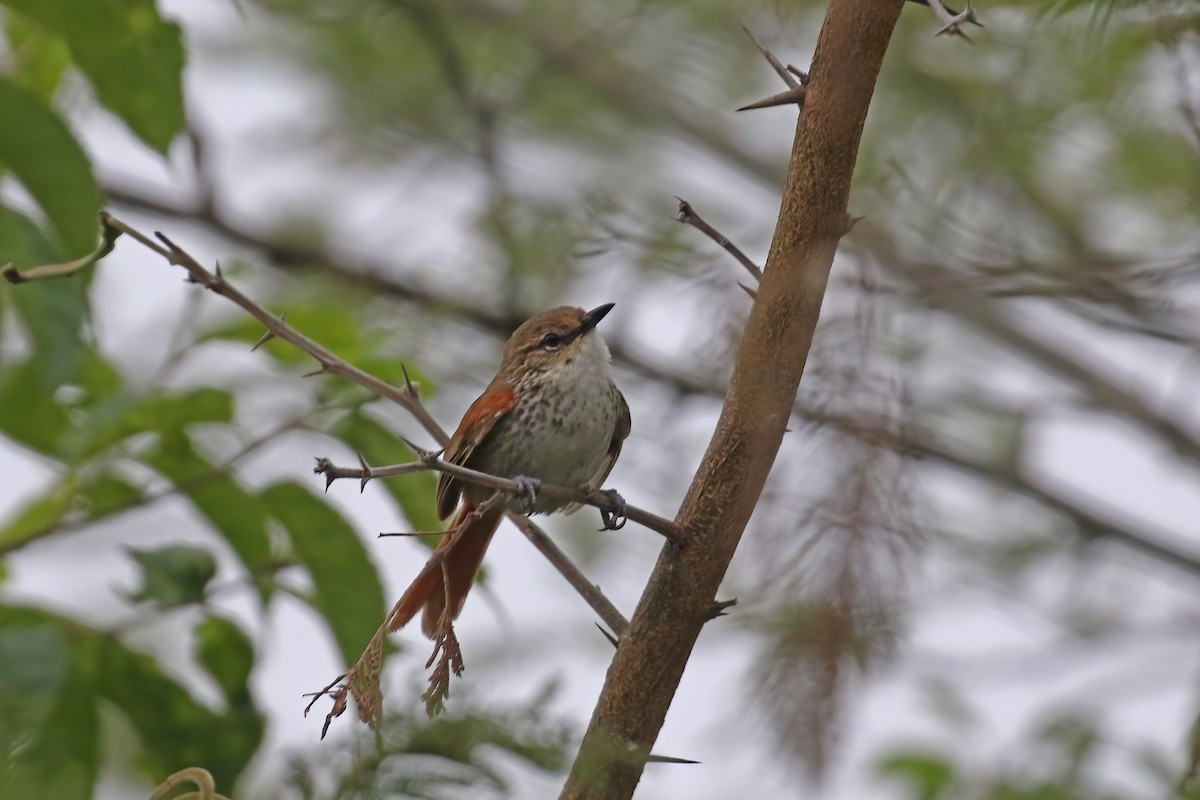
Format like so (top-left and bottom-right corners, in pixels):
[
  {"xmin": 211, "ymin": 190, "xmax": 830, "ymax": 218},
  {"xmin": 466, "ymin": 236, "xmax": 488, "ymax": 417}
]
[
  {"xmin": 878, "ymin": 752, "xmax": 957, "ymax": 800},
  {"xmin": 194, "ymin": 615, "xmax": 255, "ymax": 707},
  {"xmin": 0, "ymin": 604, "xmax": 262, "ymax": 793},
  {"xmin": 65, "ymin": 386, "xmax": 234, "ymax": 460},
  {"xmin": 1, "ymin": 0, "xmax": 186, "ymax": 153},
  {"xmin": 331, "ymin": 410, "xmax": 442, "ymax": 534},
  {"xmin": 142, "ymin": 432, "xmax": 275, "ymax": 601},
  {"xmin": 0, "ymin": 470, "xmax": 144, "ymax": 554},
  {"xmin": 0, "ymin": 207, "xmax": 91, "ymax": 386},
  {"xmin": 3, "ymin": 11, "xmax": 71, "ymax": 101},
  {"xmin": 262, "ymin": 481, "xmax": 386, "ymax": 665},
  {"xmin": 0, "ymin": 78, "xmax": 101, "ymax": 257},
  {"xmin": 0, "ymin": 476, "xmax": 79, "ymax": 552},
  {"xmin": 124, "ymin": 544, "xmax": 217, "ymax": 609},
  {"xmin": 204, "ymin": 302, "xmax": 366, "ymax": 366},
  {"xmin": 0, "ymin": 360, "xmax": 72, "ymax": 455},
  {"xmin": 0, "ymin": 608, "xmax": 98, "ymax": 800},
  {"xmin": 93, "ymin": 628, "xmax": 262, "ymax": 790},
  {"xmin": 77, "ymin": 472, "xmax": 143, "ymax": 516}
]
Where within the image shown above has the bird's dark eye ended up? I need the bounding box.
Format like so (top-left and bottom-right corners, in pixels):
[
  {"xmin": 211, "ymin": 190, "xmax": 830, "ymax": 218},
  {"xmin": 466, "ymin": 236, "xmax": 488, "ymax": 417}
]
[{"xmin": 540, "ymin": 332, "xmax": 565, "ymax": 351}]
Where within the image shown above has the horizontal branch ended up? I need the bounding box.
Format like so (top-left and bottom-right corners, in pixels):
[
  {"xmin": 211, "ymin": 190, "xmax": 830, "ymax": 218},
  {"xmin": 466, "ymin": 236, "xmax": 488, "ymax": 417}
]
[{"xmin": 313, "ymin": 450, "xmax": 686, "ymax": 547}]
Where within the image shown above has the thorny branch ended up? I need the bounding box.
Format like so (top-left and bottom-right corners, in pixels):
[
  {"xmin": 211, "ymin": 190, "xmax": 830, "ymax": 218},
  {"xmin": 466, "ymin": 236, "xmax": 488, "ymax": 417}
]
[
  {"xmin": 313, "ymin": 450, "xmax": 685, "ymax": 545},
  {"xmin": 82, "ymin": 212, "xmax": 632, "ymax": 720},
  {"xmin": 908, "ymin": 0, "xmax": 983, "ymax": 38}
]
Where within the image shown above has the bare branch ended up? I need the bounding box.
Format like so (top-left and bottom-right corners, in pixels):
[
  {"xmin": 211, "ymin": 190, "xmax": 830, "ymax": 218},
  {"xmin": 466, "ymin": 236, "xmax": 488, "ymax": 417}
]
[{"xmin": 675, "ymin": 198, "xmax": 762, "ymax": 283}]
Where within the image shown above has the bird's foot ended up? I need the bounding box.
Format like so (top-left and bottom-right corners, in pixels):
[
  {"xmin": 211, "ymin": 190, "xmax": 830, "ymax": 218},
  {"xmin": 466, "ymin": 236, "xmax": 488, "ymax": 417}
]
[
  {"xmin": 597, "ymin": 489, "xmax": 628, "ymax": 531},
  {"xmin": 512, "ymin": 475, "xmax": 542, "ymax": 515}
]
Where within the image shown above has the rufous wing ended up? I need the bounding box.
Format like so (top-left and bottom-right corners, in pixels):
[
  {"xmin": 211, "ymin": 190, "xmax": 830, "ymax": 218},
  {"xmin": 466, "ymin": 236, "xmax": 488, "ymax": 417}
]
[{"xmin": 435, "ymin": 382, "xmax": 516, "ymax": 520}]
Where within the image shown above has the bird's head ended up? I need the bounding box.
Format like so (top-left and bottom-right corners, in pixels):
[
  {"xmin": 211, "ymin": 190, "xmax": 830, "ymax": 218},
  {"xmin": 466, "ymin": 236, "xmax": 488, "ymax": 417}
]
[{"xmin": 500, "ymin": 303, "xmax": 615, "ymax": 379}]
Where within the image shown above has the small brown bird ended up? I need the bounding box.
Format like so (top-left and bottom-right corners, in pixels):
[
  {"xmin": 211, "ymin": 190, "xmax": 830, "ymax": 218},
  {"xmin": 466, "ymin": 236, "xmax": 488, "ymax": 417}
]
[{"xmin": 390, "ymin": 304, "xmax": 630, "ymax": 638}]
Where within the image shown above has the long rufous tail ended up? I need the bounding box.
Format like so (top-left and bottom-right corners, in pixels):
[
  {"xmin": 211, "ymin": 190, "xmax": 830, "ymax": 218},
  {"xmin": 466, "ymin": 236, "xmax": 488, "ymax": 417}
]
[{"xmin": 387, "ymin": 505, "xmax": 502, "ymax": 639}]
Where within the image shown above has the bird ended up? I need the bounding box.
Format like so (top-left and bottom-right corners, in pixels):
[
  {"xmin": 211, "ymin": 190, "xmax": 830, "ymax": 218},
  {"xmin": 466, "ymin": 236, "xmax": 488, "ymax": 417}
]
[{"xmin": 389, "ymin": 304, "xmax": 630, "ymax": 638}]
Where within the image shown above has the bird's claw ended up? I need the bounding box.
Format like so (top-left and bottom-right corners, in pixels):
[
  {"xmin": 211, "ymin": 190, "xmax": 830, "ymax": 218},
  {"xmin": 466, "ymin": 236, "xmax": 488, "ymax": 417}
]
[
  {"xmin": 597, "ymin": 489, "xmax": 627, "ymax": 531},
  {"xmin": 512, "ymin": 475, "xmax": 542, "ymax": 515}
]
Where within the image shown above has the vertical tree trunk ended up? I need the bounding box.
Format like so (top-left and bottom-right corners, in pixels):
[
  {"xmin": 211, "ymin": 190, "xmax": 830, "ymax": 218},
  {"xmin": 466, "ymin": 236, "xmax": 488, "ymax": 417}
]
[{"xmin": 560, "ymin": 2, "xmax": 905, "ymax": 797}]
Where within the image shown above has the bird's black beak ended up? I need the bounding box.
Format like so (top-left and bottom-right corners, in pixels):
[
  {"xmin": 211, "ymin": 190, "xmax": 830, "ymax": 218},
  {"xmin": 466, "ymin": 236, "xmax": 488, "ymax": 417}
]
[{"xmin": 579, "ymin": 303, "xmax": 615, "ymax": 335}]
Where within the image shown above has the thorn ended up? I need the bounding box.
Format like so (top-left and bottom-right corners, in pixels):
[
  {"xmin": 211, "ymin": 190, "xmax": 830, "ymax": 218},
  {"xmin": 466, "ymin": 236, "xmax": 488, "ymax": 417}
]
[
  {"xmin": 842, "ymin": 214, "xmax": 866, "ymax": 237},
  {"xmin": 595, "ymin": 622, "xmax": 619, "ymax": 648},
  {"xmin": 737, "ymin": 282, "xmax": 758, "ymax": 300},
  {"xmin": 741, "ymin": 26, "xmax": 800, "ymax": 90},
  {"xmin": 252, "ymin": 311, "xmax": 289, "ymax": 351},
  {"xmin": 313, "ymin": 457, "xmax": 335, "ymax": 493},
  {"xmin": 356, "ymin": 451, "xmax": 372, "ymax": 492},
  {"xmin": 214, "ymin": 260, "xmax": 223, "ymax": 278},
  {"xmin": 251, "ymin": 330, "xmax": 275, "ymax": 352},
  {"xmin": 250, "ymin": 331, "xmax": 275, "ymax": 351},
  {"xmin": 302, "ymin": 364, "xmax": 330, "ymax": 378},
  {"xmin": 959, "ymin": 1, "xmax": 984, "ymax": 26},
  {"xmin": 400, "ymin": 363, "xmax": 417, "ymax": 395},
  {"xmin": 736, "ymin": 86, "xmax": 806, "ymax": 112},
  {"xmin": 647, "ymin": 754, "xmax": 701, "ymax": 765},
  {"xmin": 402, "ymin": 437, "xmax": 440, "ymax": 462},
  {"xmin": 705, "ymin": 597, "xmax": 738, "ymax": 621}
]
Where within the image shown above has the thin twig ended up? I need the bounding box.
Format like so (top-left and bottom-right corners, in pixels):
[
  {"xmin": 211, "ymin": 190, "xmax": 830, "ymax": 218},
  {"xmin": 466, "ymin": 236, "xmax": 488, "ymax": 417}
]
[
  {"xmin": 3, "ymin": 222, "xmax": 121, "ymax": 283},
  {"xmin": 675, "ymin": 198, "xmax": 762, "ymax": 283},
  {"xmin": 737, "ymin": 29, "xmax": 807, "ymax": 112},
  {"xmin": 102, "ymin": 211, "xmax": 446, "ymax": 439},
  {"xmin": 742, "ymin": 27, "xmax": 805, "ymax": 88}
]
